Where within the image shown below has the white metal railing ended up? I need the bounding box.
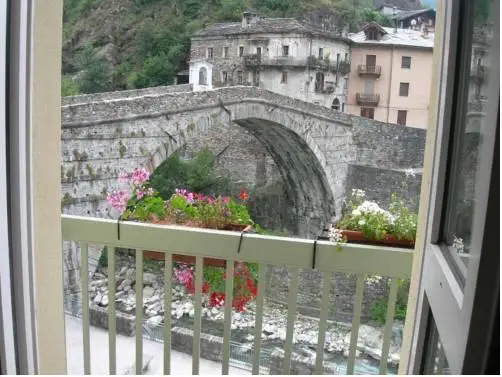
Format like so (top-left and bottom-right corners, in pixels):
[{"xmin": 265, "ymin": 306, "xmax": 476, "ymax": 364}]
[{"xmin": 61, "ymin": 214, "xmax": 414, "ymax": 375}]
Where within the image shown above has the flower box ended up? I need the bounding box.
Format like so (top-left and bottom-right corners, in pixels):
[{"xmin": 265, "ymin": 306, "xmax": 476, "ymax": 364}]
[
  {"xmin": 143, "ymin": 223, "xmax": 252, "ymax": 267},
  {"xmin": 340, "ymin": 229, "xmax": 415, "ymax": 249}
]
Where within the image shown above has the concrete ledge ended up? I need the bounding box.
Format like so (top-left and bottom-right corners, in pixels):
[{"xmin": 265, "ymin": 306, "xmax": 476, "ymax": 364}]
[
  {"xmin": 171, "ymin": 327, "xmax": 224, "ymax": 363},
  {"xmin": 269, "ymin": 348, "xmax": 337, "ymax": 375}
]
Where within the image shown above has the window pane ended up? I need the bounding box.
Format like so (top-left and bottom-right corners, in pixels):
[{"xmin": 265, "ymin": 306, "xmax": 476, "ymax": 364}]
[
  {"xmin": 399, "ymin": 82, "xmax": 409, "ymax": 96},
  {"xmin": 442, "ymin": 0, "xmax": 498, "ymax": 272}
]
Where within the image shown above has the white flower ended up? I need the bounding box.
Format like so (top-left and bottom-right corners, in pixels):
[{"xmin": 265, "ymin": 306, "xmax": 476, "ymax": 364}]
[
  {"xmin": 356, "ymin": 201, "xmax": 395, "ymax": 223},
  {"xmin": 351, "ymin": 209, "xmax": 362, "ymax": 216},
  {"xmin": 328, "ymin": 225, "xmax": 344, "ymax": 243},
  {"xmin": 453, "ymin": 236, "xmax": 464, "ymax": 253},
  {"xmin": 358, "ymin": 219, "xmax": 366, "ymax": 226}
]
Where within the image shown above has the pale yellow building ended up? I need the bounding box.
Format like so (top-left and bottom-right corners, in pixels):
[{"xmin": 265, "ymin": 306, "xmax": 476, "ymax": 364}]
[{"xmin": 346, "ymin": 23, "xmax": 434, "ymax": 128}]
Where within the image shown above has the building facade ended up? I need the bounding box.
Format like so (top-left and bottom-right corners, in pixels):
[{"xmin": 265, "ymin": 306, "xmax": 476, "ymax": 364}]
[
  {"xmin": 346, "ymin": 22, "xmax": 434, "ymax": 128},
  {"xmin": 189, "ymin": 11, "xmax": 351, "ymax": 110}
]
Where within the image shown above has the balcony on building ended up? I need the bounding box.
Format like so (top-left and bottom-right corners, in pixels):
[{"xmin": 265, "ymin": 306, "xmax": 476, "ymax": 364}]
[
  {"xmin": 244, "ymin": 54, "xmax": 350, "ymax": 74},
  {"xmin": 356, "ymin": 93, "xmax": 380, "ymax": 106},
  {"xmin": 357, "ymin": 65, "xmax": 382, "ymax": 77}
]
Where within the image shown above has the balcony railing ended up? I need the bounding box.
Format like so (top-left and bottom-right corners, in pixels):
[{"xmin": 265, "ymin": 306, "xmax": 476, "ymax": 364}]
[
  {"xmin": 244, "ymin": 54, "xmax": 350, "ymax": 74},
  {"xmin": 357, "ymin": 65, "xmax": 382, "ymax": 77},
  {"xmin": 60, "ymin": 215, "xmax": 413, "ymax": 375},
  {"xmin": 356, "ymin": 93, "xmax": 380, "ymax": 106}
]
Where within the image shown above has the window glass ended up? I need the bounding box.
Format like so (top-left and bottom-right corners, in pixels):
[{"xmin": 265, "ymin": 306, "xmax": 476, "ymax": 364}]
[
  {"xmin": 442, "ymin": 0, "xmax": 498, "ymax": 272},
  {"xmin": 282, "ymin": 45, "xmax": 289, "ymax": 56},
  {"xmin": 402, "ymin": 56, "xmax": 411, "ymax": 68},
  {"xmin": 399, "ymin": 82, "xmax": 410, "ymax": 96},
  {"xmin": 397, "ymin": 110, "xmax": 407, "ymax": 125},
  {"xmin": 239, "ymin": 46, "xmax": 244, "ymax": 57},
  {"xmin": 281, "ymin": 71, "xmax": 288, "ymax": 83}
]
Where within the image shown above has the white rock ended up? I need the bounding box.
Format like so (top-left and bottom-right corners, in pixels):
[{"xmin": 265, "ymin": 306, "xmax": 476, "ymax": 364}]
[
  {"xmin": 211, "ymin": 307, "xmax": 219, "ymax": 316},
  {"xmin": 189, "ymin": 309, "xmax": 195, "ymax": 318},
  {"xmin": 125, "ymin": 268, "xmax": 135, "ymax": 280},
  {"xmin": 231, "ymin": 323, "xmax": 237, "ymax": 330},
  {"xmin": 143, "ymin": 286, "xmax": 155, "ymax": 299},
  {"xmin": 147, "ymin": 316, "xmax": 163, "ymax": 326},
  {"xmin": 120, "ymin": 266, "xmax": 128, "ymax": 275},
  {"xmin": 245, "ymin": 334, "xmax": 254, "ymax": 342},
  {"xmin": 101, "ymin": 295, "xmax": 109, "ymax": 306},
  {"xmin": 183, "ymin": 302, "xmax": 194, "ymax": 313},
  {"xmin": 263, "ymin": 324, "xmax": 276, "ymax": 334},
  {"xmin": 233, "ymin": 312, "xmax": 242, "ymax": 322},
  {"xmin": 143, "ymin": 273, "xmax": 157, "ymax": 285},
  {"xmin": 175, "ymin": 309, "xmax": 183, "ymax": 319},
  {"xmin": 93, "ymin": 293, "xmax": 102, "ymax": 304}
]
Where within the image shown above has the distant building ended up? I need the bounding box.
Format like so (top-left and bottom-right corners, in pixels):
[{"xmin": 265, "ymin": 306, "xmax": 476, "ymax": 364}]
[
  {"xmin": 392, "ymin": 8, "xmax": 436, "ymax": 31},
  {"xmin": 346, "ymin": 22, "xmax": 434, "ymax": 128},
  {"xmin": 374, "ymin": 0, "xmax": 423, "ymax": 15},
  {"xmin": 189, "ymin": 10, "xmax": 351, "ymax": 110}
]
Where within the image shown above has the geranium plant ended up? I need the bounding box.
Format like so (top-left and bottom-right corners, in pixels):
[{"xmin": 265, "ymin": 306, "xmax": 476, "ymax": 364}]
[{"xmin": 107, "ymin": 168, "xmax": 258, "ymax": 311}]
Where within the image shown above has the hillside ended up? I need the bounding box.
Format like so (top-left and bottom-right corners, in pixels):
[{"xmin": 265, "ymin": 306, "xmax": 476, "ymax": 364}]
[{"xmin": 61, "ymin": 0, "xmax": 418, "ymax": 95}]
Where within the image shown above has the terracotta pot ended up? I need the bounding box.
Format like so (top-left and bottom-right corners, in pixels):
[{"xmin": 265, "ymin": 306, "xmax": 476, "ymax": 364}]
[
  {"xmin": 143, "ymin": 223, "xmax": 252, "ymax": 267},
  {"xmin": 341, "ymin": 229, "xmax": 415, "ymax": 249}
]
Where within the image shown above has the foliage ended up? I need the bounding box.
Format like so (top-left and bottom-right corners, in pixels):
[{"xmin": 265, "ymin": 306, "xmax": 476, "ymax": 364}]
[
  {"xmin": 150, "ymin": 148, "xmax": 235, "ymax": 200},
  {"xmin": 173, "ymin": 262, "xmax": 258, "ymax": 312},
  {"xmin": 370, "ymin": 278, "xmax": 410, "ymax": 324},
  {"xmin": 61, "ymin": 76, "xmax": 80, "ymax": 96},
  {"xmin": 335, "ymin": 188, "xmax": 417, "ymax": 242},
  {"xmin": 107, "ymin": 167, "xmax": 253, "ymax": 228}
]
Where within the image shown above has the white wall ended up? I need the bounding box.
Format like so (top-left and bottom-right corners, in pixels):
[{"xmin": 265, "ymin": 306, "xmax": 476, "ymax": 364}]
[{"xmin": 189, "ymin": 60, "xmax": 214, "ymax": 91}]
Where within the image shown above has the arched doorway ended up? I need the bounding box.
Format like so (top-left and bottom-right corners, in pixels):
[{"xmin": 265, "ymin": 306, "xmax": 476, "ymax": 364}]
[
  {"xmin": 198, "ymin": 67, "xmax": 207, "ymax": 86},
  {"xmin": 331, "ymin": 97, "xmax": 340, "ymax": 111}
]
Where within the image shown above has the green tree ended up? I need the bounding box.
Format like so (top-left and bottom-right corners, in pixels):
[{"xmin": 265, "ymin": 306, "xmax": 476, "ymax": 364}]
[{"xmin": 61, "ymin": 76, "xmax": 80, "ymax": 96}]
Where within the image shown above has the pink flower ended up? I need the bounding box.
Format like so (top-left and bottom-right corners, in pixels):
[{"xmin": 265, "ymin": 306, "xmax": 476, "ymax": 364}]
[
  {"xmin": 222, "ymin": 196, "xmax": 230, "ymax": 204},
  {"xmin": 186, "ymin": 192, "xmax": 194, "ymax": 204},
  {"xmin": 173, "ymin": 267, "xmax": 193, "ymax": 285},
  {"xmin": 107, "ymin": 190, "xmax": 129, "ymax": 213},
  {"xmin": 130, "ymin": 168, "xmax": 150, "ymax": 186},
  {"xmin": 136, "ymin": 189, "xmax": 145, "ymax": 199}
]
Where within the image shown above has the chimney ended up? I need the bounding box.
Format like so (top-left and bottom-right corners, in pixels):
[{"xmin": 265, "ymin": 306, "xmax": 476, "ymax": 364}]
[{"xmin": 242, "ymin": 10, "xmax": 259, "ymax": 28}]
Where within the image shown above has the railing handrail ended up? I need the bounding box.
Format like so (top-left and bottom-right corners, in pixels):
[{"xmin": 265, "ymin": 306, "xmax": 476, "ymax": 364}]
[
  {"xmin": 357, "ymin": 65, "xmax": 382, "ymax": 74},
  {"xmin": 356, "ymin": 93, "xmax": 381, "ymax": 101},
  {"xmin": 61, "ymin": 215, "xmax": 413, "ymax": 278}
]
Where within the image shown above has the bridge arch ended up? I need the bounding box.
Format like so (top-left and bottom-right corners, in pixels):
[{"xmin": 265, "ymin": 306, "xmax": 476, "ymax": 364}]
[{"xmin": 61, "ymin": 86, "xmax": 355, "ymax": 236}]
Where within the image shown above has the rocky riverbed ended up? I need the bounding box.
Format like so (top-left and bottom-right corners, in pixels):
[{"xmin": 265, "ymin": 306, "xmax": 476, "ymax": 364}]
[{"xmin": 86, "ymin": 257, "xmax": 402, "ymax": 373}]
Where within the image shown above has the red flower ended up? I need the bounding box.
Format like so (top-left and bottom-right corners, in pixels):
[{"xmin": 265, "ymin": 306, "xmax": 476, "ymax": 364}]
[{"xmin": 239, "ymin": 190, "xmax": 249, "ymax": 201}]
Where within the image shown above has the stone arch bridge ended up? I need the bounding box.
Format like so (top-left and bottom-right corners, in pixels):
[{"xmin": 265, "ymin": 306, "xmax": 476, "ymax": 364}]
[{"xmin": 61, "ymin": 85, "xmax": 425, "ymax": 238}]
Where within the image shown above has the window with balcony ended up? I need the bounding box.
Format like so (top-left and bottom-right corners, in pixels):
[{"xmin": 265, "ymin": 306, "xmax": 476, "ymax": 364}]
[
  {"xmin": 207, "ymin": 48, "xmax": 213, "ymax": 59},
  {"xmin": 402, "ymin": 56, "xmax": 412, "ymax": 68},
  {"xmin": 397, "ymin": 110, "xmax": 408, "ymax": 125},
  {"xmin": 399, "ymin": 82, "xmax": 410, "ymax": 96},
  {"xmin": 281, "ymin": 71, "xmax": 288, "ymax": 84},
  {"xmin": 239, "ymin": 46, "xmax": 244, "ymax": 57},
  {"xmin": 223, "ymin": 47, "xmax": 229, "ymax": 58},
  {"xmin": 282, "ymin": 45, "xmax": 289, "ymax": 56},
  {"xmin": 360, "ymin": 107, "xmax": 375, "ymax": 119}
]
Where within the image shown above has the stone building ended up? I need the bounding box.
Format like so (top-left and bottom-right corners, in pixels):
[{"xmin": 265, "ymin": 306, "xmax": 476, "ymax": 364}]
[{"xmin": 189, "ymin": 10, "xmax": 351, "ymax": 110}]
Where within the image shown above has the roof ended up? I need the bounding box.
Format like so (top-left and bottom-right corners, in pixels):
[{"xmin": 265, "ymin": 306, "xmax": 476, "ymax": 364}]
[
  {"xmin": 392, "ymin": 8, "xmax": 435, "ymax": 21},
  {"xmin": 193, "ymin": 17, "xmax": 347, "ymax": 40},
  {"xmin": 373, "ymin": 0, "xmax": 424, "ymax": 11},
  {"xmin": 349, "ymin": 26, "xmax": 434, "ymax": 48},
  {"xmin": 194, "ymin": 18, "xmax": 310, "ymax": 37}
]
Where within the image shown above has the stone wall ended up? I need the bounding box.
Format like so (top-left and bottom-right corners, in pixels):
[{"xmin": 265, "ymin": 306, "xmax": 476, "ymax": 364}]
[
  {"xmin": 352, "ymin": 120, "xmax": 426, "ymax": 169},
  {"xmin": 345, "ymin": 164, "xmax": 423, "ymax": 212},
  {"xmin": 61, "ymin": 84, "xmax": 193, "ymax": 106}
]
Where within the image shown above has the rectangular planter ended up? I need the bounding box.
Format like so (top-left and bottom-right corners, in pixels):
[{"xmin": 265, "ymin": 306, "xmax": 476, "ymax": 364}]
[
  {"xmin": 143, "ymin": 224, "xmax": 252, "ymax": 267},
  {"xmin": 341, "ymin": 229, "xmax": 415, "ymax": 249}
]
